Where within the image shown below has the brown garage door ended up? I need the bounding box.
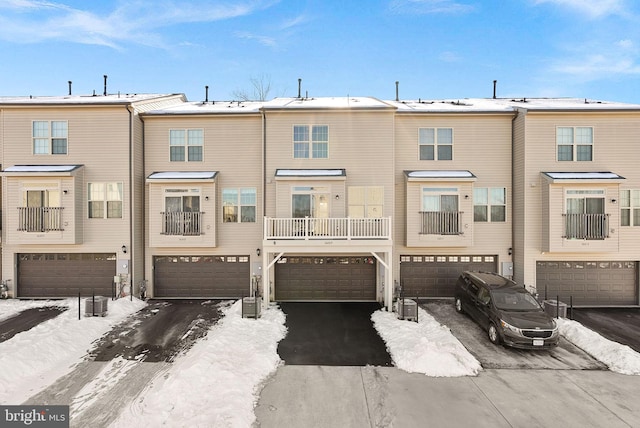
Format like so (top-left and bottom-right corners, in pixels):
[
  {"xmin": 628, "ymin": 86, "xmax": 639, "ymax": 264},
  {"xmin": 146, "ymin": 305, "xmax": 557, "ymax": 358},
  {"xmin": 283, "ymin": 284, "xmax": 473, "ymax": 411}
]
[
  {"xmin": 154, "ymin": 255, "xmax": 250, "ymax": 298},
  {"xmin": 275, "ymin": 256, "xmax": 377, "ymax": 301},
  {"xmin": 400, "ymin": 255, "xmax": 498, "ymax": 298},
  {"xmin": 537, "ymin": 261, "xmax": 637, "ymax": 306},
  {"xmin": 18, "ymin": 253, "xmax": 116, "ymax": 298}
]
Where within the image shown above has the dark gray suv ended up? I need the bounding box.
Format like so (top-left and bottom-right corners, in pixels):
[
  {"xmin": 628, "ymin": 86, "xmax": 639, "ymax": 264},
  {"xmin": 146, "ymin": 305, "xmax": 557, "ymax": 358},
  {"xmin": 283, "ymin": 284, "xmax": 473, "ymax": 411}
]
[{"xmin": 454, "ymin": 271, "xmax": 559, "ymax": 349}]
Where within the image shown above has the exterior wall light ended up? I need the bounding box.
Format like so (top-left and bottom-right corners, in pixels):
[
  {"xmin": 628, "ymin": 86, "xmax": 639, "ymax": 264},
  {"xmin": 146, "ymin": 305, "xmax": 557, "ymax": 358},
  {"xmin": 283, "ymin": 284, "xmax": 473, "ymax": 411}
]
[
  {"xmin": 122, "ymin": 245, "xmax": 127, "ymax": 254},
  {"xmin": 256, "ymin": 248, "xmax": 261, "ymax": 256}
]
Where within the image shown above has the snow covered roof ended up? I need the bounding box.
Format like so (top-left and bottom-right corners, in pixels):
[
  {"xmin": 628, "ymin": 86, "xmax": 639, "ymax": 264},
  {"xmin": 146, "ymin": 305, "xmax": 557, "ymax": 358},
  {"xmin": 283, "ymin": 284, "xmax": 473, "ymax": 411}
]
[
  {"xmin": 275, "ymin": 169, "xmax": 346, "ymax": 178},
  {"xmin": 2, "ymin": 164, "xmax": 83, "ymax": 175},
  {"xmin": 405, "ymin": 170, "xmax": 477, "ymax": 181},
  {"xmin": 0, "ymin": 93, "xmax": 180, "ymax": 106},
  {"xmin": 146, "ymin": 171, "xmax": 218, "ymax": 182},
  {"xmin": 143, "ymin": 100, "xmax": 265, "ymax": 115},
  {"xmin": 264, "ymin": 97, "xmax": 393, "ymax": 110},
  {"xmin": 542, "ymin": 172, "xmax": 626, "ymax": 183}
]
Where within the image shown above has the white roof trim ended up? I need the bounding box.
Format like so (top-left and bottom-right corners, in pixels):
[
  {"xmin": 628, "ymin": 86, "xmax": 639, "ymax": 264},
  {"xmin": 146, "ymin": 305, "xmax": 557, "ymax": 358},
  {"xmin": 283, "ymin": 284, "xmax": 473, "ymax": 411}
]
[
  {"xmin": 2, "ymin": 164, "xmax": 83, "ymax": 176},
  {"xmin": 275, "ymin": 169, "xmax": 346, "ymax": 179},
  {"xmin": 146, "ymin": 171, "xmax": 218, "ymax": 182},
  {"xmin": 542, "ymin": 172, "xmax": 625, "ymax": 183},
  {"xmin": 405, "ymin": 170, "xmax": 476, "ymax": 181}
]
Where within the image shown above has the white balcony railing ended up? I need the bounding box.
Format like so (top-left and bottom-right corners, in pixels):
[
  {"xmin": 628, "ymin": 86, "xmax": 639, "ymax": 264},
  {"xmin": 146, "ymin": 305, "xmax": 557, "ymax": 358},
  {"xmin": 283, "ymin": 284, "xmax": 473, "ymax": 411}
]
[{"xmin": 264, "ymin": 217, "xmax": 391, "ymax": 240}]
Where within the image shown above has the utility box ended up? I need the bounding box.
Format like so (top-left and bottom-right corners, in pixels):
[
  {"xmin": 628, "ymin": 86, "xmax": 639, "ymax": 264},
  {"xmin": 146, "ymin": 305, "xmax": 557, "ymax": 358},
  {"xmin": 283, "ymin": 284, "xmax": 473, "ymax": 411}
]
[
  {"xmin": 85, "ymin": 296, "xmax": 109, "ymax": 317},
  {"xmin": 242, "ymin": 296, "xmax": 262, "ymax": 318},
  {"xmin": 396, "ymin": 298, "xmax": 418, "ymax": 321},
  {"xmin": 543, "ymin": 299, "xmax": 567, "ymax": 318}
]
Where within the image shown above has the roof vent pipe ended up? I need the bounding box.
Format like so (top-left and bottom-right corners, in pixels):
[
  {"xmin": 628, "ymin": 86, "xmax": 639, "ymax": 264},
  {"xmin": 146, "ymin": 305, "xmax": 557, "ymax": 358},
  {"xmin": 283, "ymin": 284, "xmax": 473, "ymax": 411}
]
[
  {"xmin": 395, "ymin": 81, "xmax": 399, "ymax": 102},
  {"xmin": 297, "ymin": 78, "xmax": 302, "ymax": 98},
  {"xmin": 493, "ymin": 80, "xmax": 497, "ymax": 99},
  {"xmin": 68, "ymin": 81, "xmax": 72, "ymax": 96},
  {"xmin": 103, "ymin": 75, "xmax": 108, "ymax": 96},
  {"xmin": 205, "ymin": 85, "xmax": 209, "ymax": 103}
]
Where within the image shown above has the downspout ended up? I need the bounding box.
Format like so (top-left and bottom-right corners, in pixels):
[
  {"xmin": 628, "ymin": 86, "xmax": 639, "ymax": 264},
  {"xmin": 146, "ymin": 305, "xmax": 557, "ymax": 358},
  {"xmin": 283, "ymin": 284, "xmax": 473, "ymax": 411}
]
[
  {"xmin": 261, "ymin": 107, "xmax": 268, "ymax": 308},
  {"xmin": 126, "ymin": 105, "xmax": 134, "ymax": 297},
  {"xmin": 511, "ymin": 109, "xmax": 519, "ymax": 281}
]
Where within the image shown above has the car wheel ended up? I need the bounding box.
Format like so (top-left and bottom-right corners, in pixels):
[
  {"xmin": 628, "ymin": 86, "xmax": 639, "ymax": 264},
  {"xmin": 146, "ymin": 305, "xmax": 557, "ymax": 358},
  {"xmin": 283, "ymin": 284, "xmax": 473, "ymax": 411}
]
[
  {"xmin": 488, "ymin": 323, "xmax": 501, "ymax": 345},
  {"xmin": 454, "ymin": 297, "xmax": 464, "ymax": 314}
]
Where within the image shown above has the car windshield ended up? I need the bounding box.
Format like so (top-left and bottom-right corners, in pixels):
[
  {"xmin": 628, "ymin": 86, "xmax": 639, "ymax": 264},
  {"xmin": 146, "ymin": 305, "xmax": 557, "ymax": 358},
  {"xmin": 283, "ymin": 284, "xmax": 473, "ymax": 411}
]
[{"xmin": 491, "ymin": 289, "xmax": 542, "ymax": 311}]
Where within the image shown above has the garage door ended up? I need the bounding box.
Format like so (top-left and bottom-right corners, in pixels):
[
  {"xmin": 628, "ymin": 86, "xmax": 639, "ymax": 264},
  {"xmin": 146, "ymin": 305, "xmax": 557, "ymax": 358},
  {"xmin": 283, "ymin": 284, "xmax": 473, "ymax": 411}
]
[
  {"xmin": 275, "ymin": 256, "xmax": 376, "ymax": 301},
  {"xmin": 537, "ymin": 261, "xmax": 637, "ymax": 306},
  {"xmin": 18, "ymin": 253, "xmax": 116, "ymax": 298},
  {"xmin": 400, "ymin": 255, "xmax": 497, "ymax": 298},
  {"xmin": 154, "ymin": 255, "xmax": 250, "ymax": 298}
]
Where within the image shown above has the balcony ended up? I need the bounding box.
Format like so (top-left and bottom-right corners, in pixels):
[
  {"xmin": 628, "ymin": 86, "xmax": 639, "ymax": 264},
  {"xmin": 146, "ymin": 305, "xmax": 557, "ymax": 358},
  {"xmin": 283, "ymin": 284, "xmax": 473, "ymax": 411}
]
[
  {"xmin": 563, "ymin": 213, "xmax": 609, "ymax": 240},
  {"xmin": 264, "ymin": 217, "xmax": 391, "ymax": 240},
  {"xmin": 17, "ymin": 207, "xmax": 64, "ymax": 232},
  {"xmin": 161, "ymin": 211, "xmax": 203, "ymax": 236},
  {"xmin": 419, "ymin": 211, "xmax": 463, "ymax": 235}
]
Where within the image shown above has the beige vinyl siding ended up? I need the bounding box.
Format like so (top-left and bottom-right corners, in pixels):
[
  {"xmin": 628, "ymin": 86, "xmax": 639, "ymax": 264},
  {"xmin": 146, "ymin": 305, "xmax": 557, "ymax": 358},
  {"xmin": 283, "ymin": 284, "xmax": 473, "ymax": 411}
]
[
  {"xmin": 517, "ymin": 111, "xmax": 640, "ymax": 289},
  {"xmin": 394, "ymin": 113, "xmax": 513, "ymax": 254},
  {"xmin": 264, "ymin": 110, "xmax": 395, "ymax": 220},
  {"xmin": 143, "ymin": 114, "xmax": 264, "ymax": 293}
]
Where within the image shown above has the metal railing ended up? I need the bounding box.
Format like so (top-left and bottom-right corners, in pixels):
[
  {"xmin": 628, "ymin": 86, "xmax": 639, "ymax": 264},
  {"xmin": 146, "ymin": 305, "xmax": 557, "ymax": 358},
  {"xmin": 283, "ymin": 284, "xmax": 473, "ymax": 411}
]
[
  {"xmin": 419, "ymin": 211, "xmax": 463, "ymax": 235},
  {"xmin": 17, "ymin": 207, "xmax": 64, "ymax": 232},
  {"xmin": 264, "ymin": 217, "xmax": 391, "ymax": 240},
  {"xmin": 563, "ymin": 213, "xmax": 609, "ymax": 240},
  {"xmin": 161, "ymin": 211, "xmax": 203, "ymax": 236}
]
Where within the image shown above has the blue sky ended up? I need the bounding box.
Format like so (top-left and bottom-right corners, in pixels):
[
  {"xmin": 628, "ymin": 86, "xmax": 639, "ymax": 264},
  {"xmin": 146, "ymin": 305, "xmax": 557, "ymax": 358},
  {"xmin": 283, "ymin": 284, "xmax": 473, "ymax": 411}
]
[{"xmin": 1, "ymin": 0, "xmax": 639, "ymax": 103}]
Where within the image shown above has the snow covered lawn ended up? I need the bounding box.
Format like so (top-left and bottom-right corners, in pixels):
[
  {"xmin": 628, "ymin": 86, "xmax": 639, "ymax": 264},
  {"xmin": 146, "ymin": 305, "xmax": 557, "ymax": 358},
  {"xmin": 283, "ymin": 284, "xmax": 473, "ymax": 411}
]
[
  {"xmin": 372, "ymin": 306, "xmax": 482, "ymax": 377},
  {"xmin": 0, "ymin": 297, "xmax": 147, "ymax": 404}
]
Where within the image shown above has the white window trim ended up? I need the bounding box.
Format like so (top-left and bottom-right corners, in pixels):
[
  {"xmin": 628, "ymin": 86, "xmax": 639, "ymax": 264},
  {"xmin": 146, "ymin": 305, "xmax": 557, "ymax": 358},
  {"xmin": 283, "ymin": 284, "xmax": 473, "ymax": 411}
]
[
  {"xmin": 292, "ymin": 125, "xmax": 329, "ymax": 159},
  {"xmin": 418, "ymin": 127, "xmax": 454, "ymax": 161},
  {"xmin": 88, "ymin": 182, "xmax": 124, "ymax": 219},
  {"xmin": 473, "ymin": 187, "xmax": 507, "ymax": 222},
  {"xmin": 32, "ymin": 120, "xmax": 68, "ymax": 155},
  {"xmin": 556, "ymin": 126, "xmax": 593, "ymax": 162},
  {"xmin": 169, "ymin": 128, "xmax": 204, "ymax": 162},
  {"xmin": 621, "ymin": 189, "xmax": 640, "ymax": 227},
  {"xmin": 222, "ymin": 187, "xmax": 257, "ymax": 223}
]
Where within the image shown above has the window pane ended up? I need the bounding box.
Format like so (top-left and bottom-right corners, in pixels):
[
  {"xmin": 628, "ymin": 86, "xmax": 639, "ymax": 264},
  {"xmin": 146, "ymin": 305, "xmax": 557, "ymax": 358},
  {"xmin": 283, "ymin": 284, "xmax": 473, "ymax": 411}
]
[
  {"xmin": 51, "ymin": 121, "xmax": 67, "ymax": 138},
  {"xmin": 170, "ymin": 146, "xmax": 185, "ymax": 162},
  {"xmin": 557, "ymin": 127, "xmax": 573, "ymax": 144},
  {"xmin": 437, "ymin": 128, "xmax": 452, "ymax": 144},
  {"xmin": 223, "ymin": 189, "xmax": 238, "ymax": 205},
  {"xmin": 187, "ymin": 129, "xmax": 203, "ymax": 145},
  {"xmin": 634, "ymin": 208, "xmax": 640, "ymax": 226},
  {"xmin": 437, "ymin": 145, "xmax": 452, "ymax": 160},
  {"xmin": 293, "ymin": 142, "xmax": 309, "ymax": 158},
  {"xmin": 576, "ymin": 145, "xmax": 592, "ymax": 161},
  {"xmin": 420, "ymin": 145, "xmax": 434, "ymax": 160},
  {"xmin": 312, "ymin": 142, "xmax": 328, "ymax": 158},
  {"xmin": 575, "ymin": 127, "xmax": 592, "ymax": 144},
  {"xmin": 474, "ymin": 206, "xmax": 488, "ymax": 222},
  {"xmin": 241, "ymin": 206, "xmax": 256, "ymax": 222},
  {"xmin": 33, "ymin": 138, "xmax": 49, "ymax": 154},
  {"xmin": 621, "ymin": 209, "xmax": 630, "ymax": 226},
  {"xmin": 106, "ymin": 183, "xmax": 122, "ymax": 200},
  {"xmin": 419, "ymin": 128, "xmax": 434, "ymax": 144},
  {"xmin": 33, "ymin": 121, "xmax": 48, "ymax": 138},
  {"xmin": 223, "ymin": 206, "xmax": 237, "ymax": 222},
  {"xmin": 491, "ymin": 206, "xmax": 506, "ymax": 222},
  {"xmin": 88, "ymin": 183, "xmax": 105, "ymax": 201},
  {"xmin": 170, "ymin": 130, "xmax": 185, "ymax": 145},
  {"xmin": 240, "ymin": 188, "xmax": 256, "ymax": 205},
  {"xmin": 184, "ymin": 196, "xmax": 200, "ymax": 212},
  {"xmin": 51, "ymin": 138, "xmax": 67, "ymax": 154},
  {"xmin": 474, "ymin": 188, "xmax": 488, "ymax": 204},
  {"xmin": 89, "ymin": 201, "xmax": 104, "ymax": 218},
  {"xmin": 188, "ymin": 146, "xmax": 202, "ymax": 161},
  {"xmin": 107, "ymin": 201, "xmax": 122, "ymax": 218},
  {"xmin": 558, "ymin": 145, "xmax": 573, "ymax": 161},
  {"xmin": 293, "ymin": 126, "xmax": 309, "ymax": 142},
  {"xmin": 312, "ymin": 125, "xmax": 328, "ymax": 142},
  {"xmin": 620, "ymin": 190, "xmax": 630, "ymax": 207},
  {"xmin": 422, "ymin": 194, "xmax": 439, "ymax": 211},
  {"xmin": 490, "ymin": 188, "xmax": 505, "ymax": 205}
]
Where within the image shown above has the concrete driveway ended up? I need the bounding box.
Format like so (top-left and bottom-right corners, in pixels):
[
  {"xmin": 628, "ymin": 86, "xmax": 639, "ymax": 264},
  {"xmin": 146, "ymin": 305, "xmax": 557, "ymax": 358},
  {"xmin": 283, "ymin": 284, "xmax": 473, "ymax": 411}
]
[
  {"xmin": 571, "ymin": 308, "xmax": 640, "ymax": 353},
  {"xmin": 277, "ymin": 302, "xmax": 392, "ymax": 366},
  {"xmin": 0, "ymin": 306, "xmax": 67, "ymax": 342},
  {"xmin": 422, "ymin": 301, "xmax": 606, "ymax": 370}
]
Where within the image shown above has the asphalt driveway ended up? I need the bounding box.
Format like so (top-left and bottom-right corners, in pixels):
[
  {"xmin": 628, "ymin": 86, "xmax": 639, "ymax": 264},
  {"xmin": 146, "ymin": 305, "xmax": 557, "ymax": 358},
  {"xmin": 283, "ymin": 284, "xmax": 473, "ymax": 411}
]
[
  {"xmin": 0, "ymin": 306, "xmax": 68, "ymax": 343},
  {"xmin": 423, "ymin": 301, "xmax": 606, "ymax": 370},
  {"xmin": 277, "ymin": 302, "xmax": 392, "ymax": 366},
  {"xmin": 571, "ymin": 308, "xmax": 640, "ymax": 353}
]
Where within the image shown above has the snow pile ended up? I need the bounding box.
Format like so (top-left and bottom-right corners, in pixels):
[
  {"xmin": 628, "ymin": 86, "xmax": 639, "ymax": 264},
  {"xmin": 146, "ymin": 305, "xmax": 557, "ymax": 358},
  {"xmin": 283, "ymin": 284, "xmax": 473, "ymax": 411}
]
[
  {"xmin": 558, "ymin": 318, "xmax": 640, "ymax": 375},
  {"xmin": 0, "ymin": 297, "xmax": 147, "ymax": 403},
  {"xmin": 112, "ymin": 300, "xmax": 287, "ymax": 427},
  {"xmin": 372, "ymin": 307, "xmax": 481, "ymax": 377}
]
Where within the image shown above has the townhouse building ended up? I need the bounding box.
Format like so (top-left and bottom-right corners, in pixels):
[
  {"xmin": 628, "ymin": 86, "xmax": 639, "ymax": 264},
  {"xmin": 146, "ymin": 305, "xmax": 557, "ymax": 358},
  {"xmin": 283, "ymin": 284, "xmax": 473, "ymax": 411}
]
[
  {"xmin": 1, "ymin": 92, "xmax": 639, "ymax": 309},
  {"xmin": 0, "ymin": 93, "xmax": 186, "ymax": 298}
]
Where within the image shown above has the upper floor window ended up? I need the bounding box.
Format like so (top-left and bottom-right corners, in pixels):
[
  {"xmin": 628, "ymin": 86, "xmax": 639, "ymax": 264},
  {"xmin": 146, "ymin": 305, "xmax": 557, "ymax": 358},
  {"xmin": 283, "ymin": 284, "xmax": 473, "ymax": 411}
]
[
  {"xmin": 557, "ymin": 127, "xmax": 592, "ymax": 161},
  {"xmin": 170, "ymin": 129, "xmax": 203, "ymax": 162},
  {"xmin": 474, "ymin": 188, "xmax": 506, "ymax": 222},
  {"xmin": 223, "ymin": 188, "xmax": 256, "ymax": 222},
  {"xmin": 420, "ymin": 187, "xmax": 460, "ymax": 235},
  {"xmin": 33, "ymin": 121, "xmax": 67, "ymax": 155},
  {"xmin": 621, "ymin": 190, "xmax": 640, "ymax": 226},
  {"xmin": 293, "ymin": 125, "xmax": 328, "ymax": 158},
  {"xmin": 419, "ymin": 128, "xmax": 453, "ymax": 160},
  {"xmin": 88, "ymin": 182, "xmax": 123, "ymax": 218}
]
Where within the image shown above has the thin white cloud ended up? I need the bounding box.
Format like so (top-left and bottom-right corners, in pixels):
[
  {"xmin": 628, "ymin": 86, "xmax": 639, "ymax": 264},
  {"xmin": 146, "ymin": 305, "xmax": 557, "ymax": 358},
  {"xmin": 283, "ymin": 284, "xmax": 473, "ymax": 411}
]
[
  {"xmin": 389, "ymin": 0, "xmax": 474, "ymax": 14},
  {"xmin": 0, "ymin": 1, "xmax": 279, "ymax": 49},
  {"xmin": 279, "ymin": 14, "xmax": 308, "ymax": 30},
  {"xmin": 234, "ymin": 31, "xmax": 278, "ymax": 48},
  {"xmin": 531, "ymin": 0, "xmax": 629, "ymax": 19},
  {"xmin": 550, "ymin": 41, "xmax": 640, "ymax": 81}
]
